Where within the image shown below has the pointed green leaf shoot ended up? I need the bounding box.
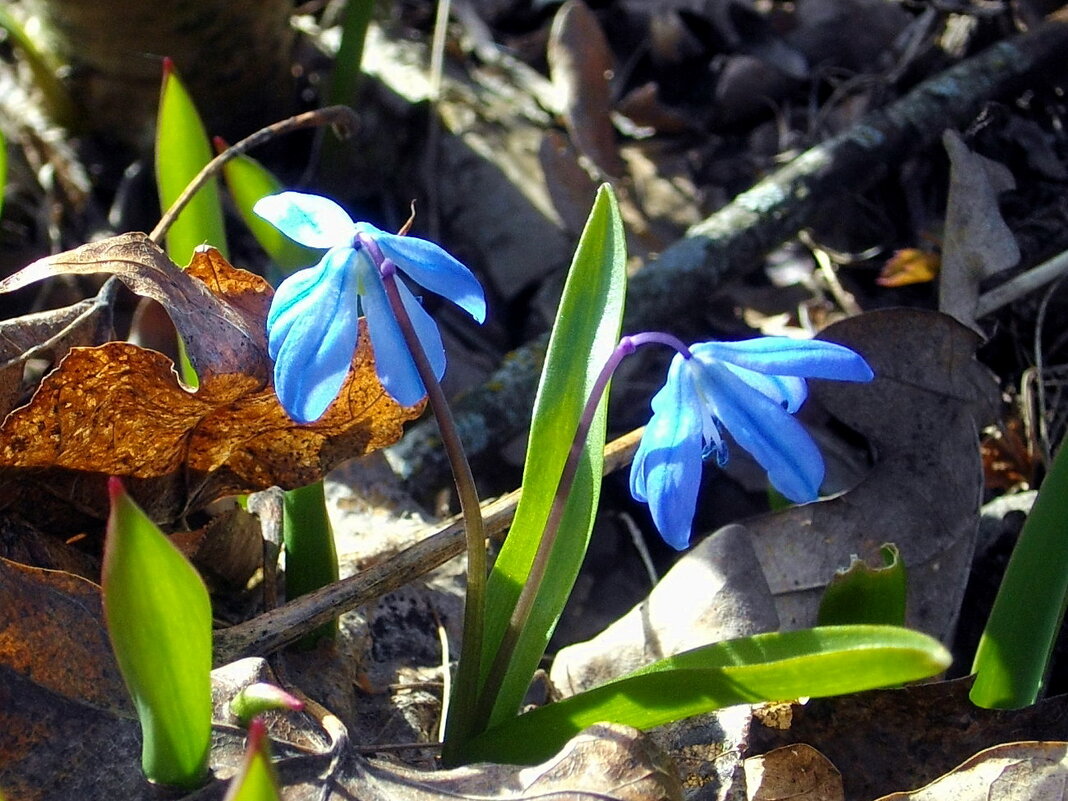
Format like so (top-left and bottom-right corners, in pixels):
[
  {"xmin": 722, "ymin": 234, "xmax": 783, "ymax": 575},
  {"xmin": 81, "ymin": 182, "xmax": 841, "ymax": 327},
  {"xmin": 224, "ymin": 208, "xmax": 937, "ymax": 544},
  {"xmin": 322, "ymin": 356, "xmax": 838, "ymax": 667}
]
[
  {"xmin": 230, "ymin": 683, "xmax": 304, "ymax": 727},
  {"xmin": 462, "ymin": 625, "xmax": 951, "ymax": 765},
  {"xmin": 453, "ymin": 184, "xmax": 626, "ymax": 749},
  {"xmin": 156, "ymin": 59, "xmax": 229, "ymax": 267},
  {"xmin": 102, "ymin": 477, "xmax": 212, "ymax": 789},
  {"xmin": 222, "ymin": 718, "xmax": 280, "ymax": 801}
]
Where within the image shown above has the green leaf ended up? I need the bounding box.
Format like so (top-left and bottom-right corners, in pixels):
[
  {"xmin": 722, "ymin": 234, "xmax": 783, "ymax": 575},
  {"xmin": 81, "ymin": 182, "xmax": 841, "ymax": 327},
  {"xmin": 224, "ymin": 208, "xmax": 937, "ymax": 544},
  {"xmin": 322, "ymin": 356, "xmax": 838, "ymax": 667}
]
[
  {"xmin": 102, "ymin": 477, "xmax": 212, "ymax": 789},
  {"xmin": 222, "ymin": 719, "xmax": 280, "ymax": 801},
  {"xmin": 220, "ymin": 150, "xmax": 321, "ymax": 280},
  {"xmin": 478, "ymin": 185, "xmax": 626, "ymax": 727},
  {"xmin": 972, "ymin": 439, "xmax": 1068, "ymax": 709},
  {"xmin": 818, "ymin": 543, "xmax": 907, "ymax": 626},
  {"xmin": 463, "ymin": 625, "xmax": 951, "ymax": 765},
  {"xmin": 156, "ymin": 59, "xmax": 228, "ymax": 267}
]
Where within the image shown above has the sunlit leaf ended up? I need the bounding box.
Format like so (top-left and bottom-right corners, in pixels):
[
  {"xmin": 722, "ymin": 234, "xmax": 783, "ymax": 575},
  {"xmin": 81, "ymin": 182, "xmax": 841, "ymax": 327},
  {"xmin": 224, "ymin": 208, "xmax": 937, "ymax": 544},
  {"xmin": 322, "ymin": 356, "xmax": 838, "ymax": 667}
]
[
  {"xmin": 0, "ymin": 243, "xmax": 422, "ymax": 527},
  {"xmin": 447, "ymin": 185, "xmax": 625, "ymax": 756},
  {"xmin": 463, "ymin": 625, "xmax": 951, "ymax": 765},
  {"xmin": 972, "ymin": 439, "xmax": 1068, "ymax": 709},
  {"xmin": 156, "ymin": 59, "xmax": 229, "ymax": 266},
  {"xmin": 102, "ymin": 478, "xmax": 212, "ymax": 789}
]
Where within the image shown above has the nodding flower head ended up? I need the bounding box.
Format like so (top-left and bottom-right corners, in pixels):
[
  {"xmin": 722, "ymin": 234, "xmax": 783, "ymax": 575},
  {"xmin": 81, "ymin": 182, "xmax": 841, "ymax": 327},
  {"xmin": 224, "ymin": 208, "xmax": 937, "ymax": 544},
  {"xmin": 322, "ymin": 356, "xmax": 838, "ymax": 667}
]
[
  {"xmin": 630, "ymin": 337, "xmax": 874, "ymax": 550},
  {"xmin": 255, "ymin": 192, "xmax": 486, "ymax": 423}
]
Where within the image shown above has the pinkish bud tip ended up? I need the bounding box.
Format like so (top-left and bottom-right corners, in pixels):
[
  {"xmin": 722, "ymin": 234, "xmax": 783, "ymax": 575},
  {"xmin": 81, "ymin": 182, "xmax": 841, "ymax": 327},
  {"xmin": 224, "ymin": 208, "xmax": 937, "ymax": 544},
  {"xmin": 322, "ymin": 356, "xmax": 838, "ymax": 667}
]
[
  {"xmin": 162, "ymin": 56, "xmax": 175, "ymax": 77},
  {"xmin": 247, "ymin": 717, "xmax": 268, "ymax": 751},
  {"xmin": 107, "ymin": 476, "xmax": 124, "ymax": 503}
]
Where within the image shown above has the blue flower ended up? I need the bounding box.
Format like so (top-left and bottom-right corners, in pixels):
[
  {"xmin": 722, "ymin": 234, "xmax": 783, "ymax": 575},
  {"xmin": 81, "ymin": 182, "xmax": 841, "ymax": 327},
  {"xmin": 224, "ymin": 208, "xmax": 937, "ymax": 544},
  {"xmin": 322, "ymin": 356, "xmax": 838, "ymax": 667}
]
[
  {"xmin": 630, "ymin": 338, "xmax": 874, "ymax": 550},
  {"xmin": 254, "ymin": 192, "xmax": 486, "ymax": 422}
]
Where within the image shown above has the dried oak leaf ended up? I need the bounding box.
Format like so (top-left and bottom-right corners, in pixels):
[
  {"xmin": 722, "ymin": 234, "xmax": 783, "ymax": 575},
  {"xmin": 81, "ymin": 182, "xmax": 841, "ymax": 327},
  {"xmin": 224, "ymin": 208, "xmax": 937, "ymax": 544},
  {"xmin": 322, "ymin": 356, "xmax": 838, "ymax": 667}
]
[{"xmin": 0, "ymin": 238, "xmax": 422, "ymax": 528}]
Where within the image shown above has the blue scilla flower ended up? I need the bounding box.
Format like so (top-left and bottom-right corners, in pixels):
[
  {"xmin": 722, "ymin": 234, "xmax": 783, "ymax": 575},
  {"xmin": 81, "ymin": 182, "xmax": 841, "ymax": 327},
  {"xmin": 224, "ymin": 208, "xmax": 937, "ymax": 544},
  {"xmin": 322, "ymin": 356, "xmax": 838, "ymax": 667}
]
[
  {"xmin": 254, "ymin": 192, "xmax": 486, "ymax": 422},
  {"xmin": 630, "ymin": 338, "xmax": 874, "ymax": 550}
]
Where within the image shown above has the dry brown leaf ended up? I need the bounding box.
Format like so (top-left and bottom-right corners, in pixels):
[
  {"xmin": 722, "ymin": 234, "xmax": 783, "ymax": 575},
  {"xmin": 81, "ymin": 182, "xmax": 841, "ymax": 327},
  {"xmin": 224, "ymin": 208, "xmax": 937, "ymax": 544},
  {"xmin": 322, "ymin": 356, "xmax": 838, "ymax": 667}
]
[
  {"xmin": 939, "ymin": 130, "xmax": 1021, "ymax": 331},
  {"xmin": 0, "ymin": 292, "xmax": 114, "ymax": 417},
  {"xmin": 744, "ymin": 744, "xmax": 844, "ymax": 801},
  {"xmin": 0, "ymin": 557, "xmax": 130, "ymax": 716},
  {"xmin": 0, "ymin": 234, "xmax": 270, "ymax": 387},
  {"xmin": 878, "ymin": 248, "xmax": 942, "ymax": 287},
  {"xmin": 0, "ymin": 240, "xmax": 423, "ymax": 528},
  {"xmin": 875, "ymin": 742, "xmax": 1068, "ymax": 801},
  {"xmin": 548, "ymin": 0, "xmax": 625, "ymax": 178},
  {"xmin": 748, "ymin": 679, "xmax": 1068, "ymax": 799}
]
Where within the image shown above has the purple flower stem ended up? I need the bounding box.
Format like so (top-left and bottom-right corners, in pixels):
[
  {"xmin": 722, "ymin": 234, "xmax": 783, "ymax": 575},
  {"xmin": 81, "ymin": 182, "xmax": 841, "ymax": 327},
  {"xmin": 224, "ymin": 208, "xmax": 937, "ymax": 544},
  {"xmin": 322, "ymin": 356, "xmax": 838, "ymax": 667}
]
[
  {"xmin": 379, "ymin": 261, "xmax": 487, "ymax": 748},
  {"xmin": 474, "ymin": 331, "xmax": 691, "ymax": 727}
]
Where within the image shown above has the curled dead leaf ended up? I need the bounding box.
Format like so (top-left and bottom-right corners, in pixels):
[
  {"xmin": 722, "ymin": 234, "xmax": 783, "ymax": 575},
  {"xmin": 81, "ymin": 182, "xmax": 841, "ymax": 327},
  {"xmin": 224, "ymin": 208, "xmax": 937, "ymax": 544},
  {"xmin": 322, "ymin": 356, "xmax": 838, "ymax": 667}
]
[{"xmin": 0, "ymin": 240, "xmax": 423, "ymax": 528}]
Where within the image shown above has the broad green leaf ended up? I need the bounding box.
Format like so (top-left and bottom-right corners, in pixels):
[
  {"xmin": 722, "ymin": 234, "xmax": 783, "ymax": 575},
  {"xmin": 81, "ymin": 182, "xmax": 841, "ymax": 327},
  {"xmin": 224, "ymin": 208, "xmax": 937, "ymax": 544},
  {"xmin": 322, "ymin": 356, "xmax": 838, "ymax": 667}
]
[
  {"xmin": 156, "ymin": 59, "xmax": 228, "ymax": 267},
  {"xmin": 463, "ymin": 625, "xmax": 951, "ymax": 765},
  {"xmin": 471, "ymin": 185, "xmax": 626, "ymax": 734},
  {"xmin": 818, "ymin": 543, "xmax": 906, "ymax": 626},
  {"xmin": 223, "ymin": 719, "xmax": 280, "ymax": 801},
  {"xmin": 221, "ymin": 151, "xmax": 321, "ymax": 279},
  {"xmin": 972, "ymin": 440, "xmax": 1068, "ymax": 709},
  {"xmin": 102, "ymin": 477, "xmax": 212, "ymax": 789}
]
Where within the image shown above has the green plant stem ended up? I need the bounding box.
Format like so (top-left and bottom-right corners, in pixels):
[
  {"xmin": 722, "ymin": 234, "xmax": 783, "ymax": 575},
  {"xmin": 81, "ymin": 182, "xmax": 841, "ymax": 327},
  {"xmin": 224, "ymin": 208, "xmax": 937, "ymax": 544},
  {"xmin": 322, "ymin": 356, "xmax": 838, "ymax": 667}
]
[
  {"xmin": 971, "ymin": 439, "xmax": 1068, "ymax": 708},
  {"xmin": 474, "ymin": 332, "xmax": 689, "ymax": 726},
  {"xmin": 378, "ymin": 264, "xmax": 487, "ymax": 748},
  {"xmin": 282, "ymin": 480, "xmax": 339, "ymax": 647}
]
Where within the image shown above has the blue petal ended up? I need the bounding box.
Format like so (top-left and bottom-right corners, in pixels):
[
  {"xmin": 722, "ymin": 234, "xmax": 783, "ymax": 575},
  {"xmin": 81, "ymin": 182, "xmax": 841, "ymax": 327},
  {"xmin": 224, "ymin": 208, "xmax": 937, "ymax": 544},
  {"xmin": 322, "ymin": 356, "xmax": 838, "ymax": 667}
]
[
  {"xmin": 267, "ymin": 247, "xmax": 360, "ymax": 423},
  {"xmin": 693, "ymin": 338, "xmax": 874, "ymax": 382},
  {"xmin": 694, "ymin": 358, "xmax": 825, "ymax": 503},
  {"xmin": 720, "ymin": 363, "xmax": 808, "ymax": 413},
  {"xmin": 630, "ymin": 356, "xmax": 705, "ymax": 550},
  {"xmin": 254, "ymin": 192, "xmax": 356, "ymax": 249},
  {"xmin": 357, "ymin": 222, "xmax": 487, "ymax": 324},
  {"xmin": 358, "ymin": 262, "xmax": 446, "ymax": 407}
]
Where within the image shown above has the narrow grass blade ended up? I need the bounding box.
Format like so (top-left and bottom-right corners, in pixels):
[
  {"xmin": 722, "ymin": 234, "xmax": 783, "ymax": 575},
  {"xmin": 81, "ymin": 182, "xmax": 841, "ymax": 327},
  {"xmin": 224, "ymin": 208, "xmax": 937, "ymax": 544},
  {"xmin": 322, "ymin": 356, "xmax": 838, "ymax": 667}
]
[
  {"xmin": 327, "ymin": 0, "xmax": 375, "ymax": 108},
  {"xmin": 102, "ymin": 477, "xmax": 212, "ymax": 789},
  {"xmin": 463, "ymin": 625, "xmax": 951, "ymax": 765},
  {"xmin": 473, "ymin": 185, "xmax": 626, "ymax": 731},
  {"xmin": 971, "ymin": 440, "xmax": 1068, "ymax": 708}
]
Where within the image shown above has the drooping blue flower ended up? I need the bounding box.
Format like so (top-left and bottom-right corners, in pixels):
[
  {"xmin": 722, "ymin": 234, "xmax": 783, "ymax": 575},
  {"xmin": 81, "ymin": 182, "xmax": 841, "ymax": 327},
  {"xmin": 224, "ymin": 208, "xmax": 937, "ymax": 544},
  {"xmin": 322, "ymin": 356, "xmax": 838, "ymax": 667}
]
[
  {"xmin": 254, "ymin": 192, "xmax": 486, "ymax": 422},
  {"xmin": 630, "ymin": 337, "xmax": 874, "ymax": 550}
]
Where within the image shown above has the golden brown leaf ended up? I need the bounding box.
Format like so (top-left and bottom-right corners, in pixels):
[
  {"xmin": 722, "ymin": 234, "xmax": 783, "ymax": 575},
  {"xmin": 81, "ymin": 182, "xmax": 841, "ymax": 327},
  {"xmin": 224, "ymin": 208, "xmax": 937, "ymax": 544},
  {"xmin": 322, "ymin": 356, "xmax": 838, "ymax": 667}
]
[{"xmin": 0, "ymin": 241, "xmax": 423, "ymax": 528}]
